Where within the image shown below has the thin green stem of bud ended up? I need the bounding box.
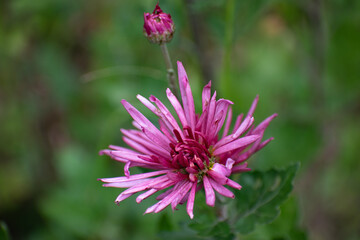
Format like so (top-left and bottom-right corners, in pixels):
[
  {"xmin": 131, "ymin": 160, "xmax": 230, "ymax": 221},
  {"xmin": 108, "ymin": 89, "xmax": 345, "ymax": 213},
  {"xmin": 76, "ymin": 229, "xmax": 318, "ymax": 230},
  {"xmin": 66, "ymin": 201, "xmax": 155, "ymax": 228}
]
[{"xmin": 160, "ymin": 43, "xmax": 178, "ymax": 98}]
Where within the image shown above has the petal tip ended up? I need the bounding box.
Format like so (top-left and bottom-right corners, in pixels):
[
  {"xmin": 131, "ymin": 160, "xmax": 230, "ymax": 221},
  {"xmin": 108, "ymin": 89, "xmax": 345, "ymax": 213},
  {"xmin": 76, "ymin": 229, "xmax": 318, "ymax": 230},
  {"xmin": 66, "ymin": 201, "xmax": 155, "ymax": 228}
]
[{"xmin": 99, "ymin": 150, "xmax": 105, "ymax": 155}]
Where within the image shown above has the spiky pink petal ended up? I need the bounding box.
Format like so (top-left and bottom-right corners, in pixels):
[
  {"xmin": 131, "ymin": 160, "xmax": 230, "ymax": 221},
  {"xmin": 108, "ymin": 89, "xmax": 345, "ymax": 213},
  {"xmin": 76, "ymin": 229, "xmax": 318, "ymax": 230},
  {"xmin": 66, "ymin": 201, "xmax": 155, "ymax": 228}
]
[
  {"xmin": 208, "ymin": 178, "xmax": 235, "ymax": 198},
  {"xmin": 222, "ymin": 107, "xmax": 233, "ymax": 138},
  {"xmin": 186, "ymin": 182, "xmax": 197, "ymax": 219},
  {"xmin": 203, "ymin": 176, "xmax": 215, "ymax": 207},
  {"xmin": 231, "ymin": 163, "xmax": 251, "ymax": 173},
  {"xmin": 177, "ymin": 61, "xmax": 196, "ymax": 129},
  {"xmin": 150, "ymin": 95, "xmax": 183, "ymax": 137},
  {"xmin": 213, "ymin": 135, "xmax": 260, "ymax": 155},
  {"xmin": 121, "ymin": 100, "xmax": 171, "ymax": 151},
  {"xmin": 166, "ymin": 88, "xmax": 188, "ymax": 128},
  {"xmin": 136, "ymin": 189, "xmax": 159, "ymax": 203}
]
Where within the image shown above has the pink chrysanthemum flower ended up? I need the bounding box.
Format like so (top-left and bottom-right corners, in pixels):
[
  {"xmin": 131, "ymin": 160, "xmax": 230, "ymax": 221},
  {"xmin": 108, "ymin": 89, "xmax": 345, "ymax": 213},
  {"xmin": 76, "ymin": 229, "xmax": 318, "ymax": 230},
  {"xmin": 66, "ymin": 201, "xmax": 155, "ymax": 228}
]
[{"xmin": 99, "ymin": 61, "xmax": 277, "ymax": 219}]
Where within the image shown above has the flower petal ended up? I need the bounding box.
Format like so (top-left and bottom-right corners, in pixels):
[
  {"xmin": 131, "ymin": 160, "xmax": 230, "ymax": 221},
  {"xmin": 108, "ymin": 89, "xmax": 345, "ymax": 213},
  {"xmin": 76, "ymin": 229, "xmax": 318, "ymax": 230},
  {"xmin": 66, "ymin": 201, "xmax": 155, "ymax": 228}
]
[
  {"xmin": 121, "ymin": 100, "xmax": 171, "ymax": 151},
  {"xmin": 115, "ymin": 193, "xmax": 134, "ymax": 203},
  {"xmin": 203, "ymin": 176, "xmax": 215, "ymax": 207},
  {"xmin": 213, "ymin": 135, "xmax": 260, "ymax": 156},
  {"xmin": 222, "ymin": 107, "xmax": 233, "ymax": 138},
  {"xmin": 146, "ymin": 180, "xmax": 188, "ymax": 213},
  {"xmin": 247, "ymin": 95, "xmax": 259, "ymax": 117},
  {"xmin": 99, "ymin": 170, "xmax": 168, "ymax": 183},
  {"xmin": 136, "ymin": 189, "xmax": 158, "ymax": 203},
  {"xmin": 212, "ymin": 163, "xmax": 231, "ymax": 177},
  {"xmin": 252, "ymin": 113, "xmax": 278, "ymax": 134},
  {"xmin": 205, "ymin": 92, "xmax": 217, "ymax": 136},
  {"xmin": 150, "ymin": 95, "xmax": 183, "ymax": 137},
  {"xmin": 231, "ymin": 162, "xmax": 251, "ymax": 173},
  {"xmin": 177, "ymin": 61, "xmax": 196, "ymax": 129},
  {"xmin": 202, "ymin": 81, "xmax": 211, "ymax": 112},
  {"xmin": 186, "ymin": 182, "xmax": 197, "ymax": 219},
  {"xmin": 121, "ymin": 175, "xmax": 170, "ymax": 195},
  {"xmin": 226, "ymin": 178, "xmax": 242, "ymax": 190},
  {"xmin": 102, "ymin": 179, "xmax": 149, "ymax": 188},
  {"xmin": 208, "ymin": 178, "xmax": 234, "ymax": 198},
  {"xmin": 121, "ymin": 129, "xmax": 170, "ymax": 159},
  {"xmin": 166, "ymin": 88, "xmax": 188, "ymax": 128},
  {"xmin": 171, "ymin": 181, "xmax": 193, "ymax": 210}
]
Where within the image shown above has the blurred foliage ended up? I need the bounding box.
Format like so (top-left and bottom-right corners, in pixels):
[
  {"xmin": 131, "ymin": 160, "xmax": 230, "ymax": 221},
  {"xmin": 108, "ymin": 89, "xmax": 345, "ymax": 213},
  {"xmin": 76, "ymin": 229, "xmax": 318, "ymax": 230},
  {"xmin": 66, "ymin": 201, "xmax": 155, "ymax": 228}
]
[
  {"xmin": 187, "ymin": 164, "xmax": 299, "ymax": 239},
  {"xmin": 1, "ymin": 0, "xmax": 359, "ymax": 240},
  {"xmin": 232, "ymin": 164, "xmax": 299, "ymax": 235},
  {"xmin": 0, "ymin": 221, "xmax": 10, "ymax": 240}
]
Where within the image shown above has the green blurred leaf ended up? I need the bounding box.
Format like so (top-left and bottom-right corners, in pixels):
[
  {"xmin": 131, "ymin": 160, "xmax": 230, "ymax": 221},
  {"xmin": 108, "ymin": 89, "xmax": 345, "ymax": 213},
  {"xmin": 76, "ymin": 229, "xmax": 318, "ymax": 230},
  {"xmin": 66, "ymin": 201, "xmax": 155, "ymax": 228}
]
[
  {"xmin": 188, "ymin": 164, "xmax": 299, "ymax": 238},
  {"xmin": 232, "ymin": 163, "xmax": 299, "ymax": 234},
  {"xmin": 207, "ymin": 221, "xmax": 235, "ymax": 240},
  {"xmin": 158, "ymin": 223, "xmax": 202, "ymax": 240},
  {"xmin": 0, "ymin": 221, "xmax": 10, "ymax": 240},
  {"xmin": 189, "ymin": 219, "xmax": 234, "ymax": 240},
  {"xmin": 240, "ymin": 197, "xmax": 307, "ymax": 240}
]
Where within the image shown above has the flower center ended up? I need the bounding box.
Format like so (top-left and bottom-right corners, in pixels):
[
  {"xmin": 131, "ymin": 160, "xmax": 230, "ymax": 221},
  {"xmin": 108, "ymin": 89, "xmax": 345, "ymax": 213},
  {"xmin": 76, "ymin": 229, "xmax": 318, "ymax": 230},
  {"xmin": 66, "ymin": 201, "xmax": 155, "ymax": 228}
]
[{"xmin": 170, "ymin": 128, "xmax": 213, "ymax": 176}]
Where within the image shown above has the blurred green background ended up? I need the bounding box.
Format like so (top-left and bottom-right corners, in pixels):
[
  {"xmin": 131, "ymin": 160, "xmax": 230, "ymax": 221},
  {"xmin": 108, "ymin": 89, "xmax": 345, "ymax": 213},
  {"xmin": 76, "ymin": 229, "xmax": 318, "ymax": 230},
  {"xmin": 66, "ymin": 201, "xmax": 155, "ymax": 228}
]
[{"xmin": 1, "ymin": 0, "xmax": 359, "ymax": 239}]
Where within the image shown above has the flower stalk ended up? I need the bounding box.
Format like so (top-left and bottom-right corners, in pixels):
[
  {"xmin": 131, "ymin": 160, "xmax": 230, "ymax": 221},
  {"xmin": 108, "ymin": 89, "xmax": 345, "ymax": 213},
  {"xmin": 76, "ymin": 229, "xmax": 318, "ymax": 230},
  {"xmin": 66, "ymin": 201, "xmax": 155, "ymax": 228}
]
[{"xmin": 160, "ymin": 43, "xmax": 178, "ymax": 97}]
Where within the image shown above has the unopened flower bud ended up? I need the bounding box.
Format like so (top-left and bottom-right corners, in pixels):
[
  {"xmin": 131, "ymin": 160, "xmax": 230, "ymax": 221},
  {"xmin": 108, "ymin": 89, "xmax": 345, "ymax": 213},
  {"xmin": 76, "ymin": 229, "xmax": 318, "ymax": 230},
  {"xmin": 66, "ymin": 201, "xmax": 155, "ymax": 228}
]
[{"xmin": 143, "ymin": 3, "xmax": 175, "ymax": 44}]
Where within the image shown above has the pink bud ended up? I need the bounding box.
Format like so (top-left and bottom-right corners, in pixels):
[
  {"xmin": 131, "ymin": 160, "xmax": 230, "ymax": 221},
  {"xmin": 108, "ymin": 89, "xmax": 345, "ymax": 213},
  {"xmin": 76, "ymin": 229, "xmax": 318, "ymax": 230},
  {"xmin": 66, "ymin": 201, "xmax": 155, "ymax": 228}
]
[{"xmin": 143, "ymin": 3, "xmax": 175, "ymax": 44}]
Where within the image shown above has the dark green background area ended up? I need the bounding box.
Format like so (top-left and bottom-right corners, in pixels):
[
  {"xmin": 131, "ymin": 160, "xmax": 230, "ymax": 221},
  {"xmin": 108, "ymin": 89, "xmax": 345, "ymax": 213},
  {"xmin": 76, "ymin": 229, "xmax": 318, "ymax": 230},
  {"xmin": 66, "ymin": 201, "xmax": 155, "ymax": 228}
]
[{"xmin": 0, "ymin": 0, "xmax": 359, "ymax": 239}]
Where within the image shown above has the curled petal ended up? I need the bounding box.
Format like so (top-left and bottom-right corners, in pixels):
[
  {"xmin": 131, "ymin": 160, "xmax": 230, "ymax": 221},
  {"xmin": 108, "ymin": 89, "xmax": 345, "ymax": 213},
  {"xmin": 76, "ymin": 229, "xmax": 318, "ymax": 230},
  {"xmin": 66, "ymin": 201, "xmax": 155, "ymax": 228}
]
[
  {"xmin": 225, "ymin": 158, "xmax": 235, "ymax": 171},
  {"xmin": 212, "ymin": 163, "xmax": 231, "ymax": 177}
]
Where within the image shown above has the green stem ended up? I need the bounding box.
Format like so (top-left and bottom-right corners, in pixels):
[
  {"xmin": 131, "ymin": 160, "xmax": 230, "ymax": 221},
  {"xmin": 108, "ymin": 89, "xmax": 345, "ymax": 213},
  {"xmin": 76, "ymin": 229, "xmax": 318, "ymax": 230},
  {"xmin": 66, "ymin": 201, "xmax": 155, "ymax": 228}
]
[{"xmin": 160, "ymin": 43, "xmax": 178, "ymax": 97}]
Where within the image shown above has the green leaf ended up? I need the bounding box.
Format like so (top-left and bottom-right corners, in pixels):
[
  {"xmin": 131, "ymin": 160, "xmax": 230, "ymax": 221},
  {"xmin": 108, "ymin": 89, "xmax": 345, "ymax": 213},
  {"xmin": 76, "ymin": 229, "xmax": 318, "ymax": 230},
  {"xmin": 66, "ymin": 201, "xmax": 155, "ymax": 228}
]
[
  {"xmin": 232, "ymin": 163, "xmax": 300, "ymax": 234},
  {"xmin": 0, "ymin": 221, "xmax": 10, "ymax": 240},
  {"xmin": 240, "ymin": 197, "xmax": 308, "ymax": 240},
  {"xmin": 188, "ymin": 198, "xmax": 234, "ymax": 240},
  {"xmin": 189, "ymin": 220, "xmax": 234, "ymax": 240}
]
